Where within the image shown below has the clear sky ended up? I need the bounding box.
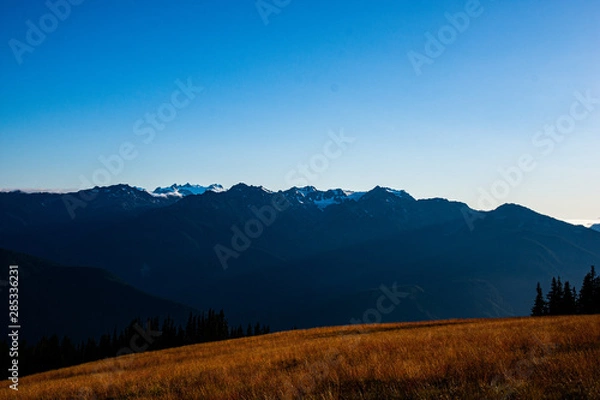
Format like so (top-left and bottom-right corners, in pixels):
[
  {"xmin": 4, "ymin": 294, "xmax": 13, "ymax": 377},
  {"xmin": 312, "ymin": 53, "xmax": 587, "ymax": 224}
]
[{"xmin": 0, "ymin": 0, "xmax": 598, "ymax": 221}]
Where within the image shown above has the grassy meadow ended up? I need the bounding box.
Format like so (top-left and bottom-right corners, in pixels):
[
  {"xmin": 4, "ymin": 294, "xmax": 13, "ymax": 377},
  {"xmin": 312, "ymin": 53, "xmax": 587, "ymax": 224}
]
[{"xmin": 3, "ymin": 315, "xmax": 599, "ymax": 399}]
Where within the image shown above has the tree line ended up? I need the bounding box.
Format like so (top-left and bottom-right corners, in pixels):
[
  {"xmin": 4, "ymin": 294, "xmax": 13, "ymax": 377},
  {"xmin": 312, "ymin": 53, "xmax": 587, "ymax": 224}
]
[
  {"xmin": 1, "ymin": 309, "xmax": 269, "ymax": 377},
  {"xmin": 531, "ymin": 266, "xmax": 600, "ymax": 316}
]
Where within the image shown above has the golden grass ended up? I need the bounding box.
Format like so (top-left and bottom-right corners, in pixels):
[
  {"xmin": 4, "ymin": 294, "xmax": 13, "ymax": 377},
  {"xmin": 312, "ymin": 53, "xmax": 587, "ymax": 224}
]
[{"xmin": 3, "ymin": 316, "xmax": 599, "ymax": 399}]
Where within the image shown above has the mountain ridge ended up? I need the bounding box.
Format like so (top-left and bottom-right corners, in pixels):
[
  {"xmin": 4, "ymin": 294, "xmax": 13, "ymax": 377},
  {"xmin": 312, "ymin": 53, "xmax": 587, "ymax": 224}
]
[
  {"xmin": 3, "ymin": 183, "xmax": 596, "ymax": 226},
  {"xmin": 1, "ymin": 183, "xmax": 599, "ymax": 331}
]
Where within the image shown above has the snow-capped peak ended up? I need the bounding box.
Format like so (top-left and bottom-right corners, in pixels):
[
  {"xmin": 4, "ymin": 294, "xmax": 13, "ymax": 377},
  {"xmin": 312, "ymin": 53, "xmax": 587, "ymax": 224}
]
[
  {"xmin": 343, "ymin": 190, "xmax": 367, "ymax": 201},
  {"xmin": 381, "ymin": 187, "xmax": 410, "ymax": 198},
  {"xmin": 283, "ymin": 187, "xmax": 373, "ymax": 210},
  {"xmin": 91, "ymin": 183, "xmax": 412, "ymax": 209},
  {"xmin": 291, "ymin": 186, "xmax": 318, "ymax": 197},
  {"xmin": 152, "ymin": 183, "xmax": 225, "ymax": 197}
]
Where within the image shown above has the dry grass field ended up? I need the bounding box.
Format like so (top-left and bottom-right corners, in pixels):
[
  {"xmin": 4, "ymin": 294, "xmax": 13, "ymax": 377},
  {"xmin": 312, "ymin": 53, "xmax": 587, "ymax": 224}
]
[{"xmin": 3, "ymin": 315, "xmax": 600, "ymax": 399}]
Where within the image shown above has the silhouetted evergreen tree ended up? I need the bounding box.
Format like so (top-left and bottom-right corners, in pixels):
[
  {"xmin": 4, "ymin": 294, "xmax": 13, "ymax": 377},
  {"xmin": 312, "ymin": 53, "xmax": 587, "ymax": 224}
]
[
  {"xmin": 82, "ymin": 337, "xmax": 98, "ymax": 363},
  {"xmin": 98, "ymin": 333, "xmax": 112, "ymax": 357},
  {"xmin": 111, "ymin": 328, "xmax": 119, "ymax": 354},
  {"xmin": 594, "ymin": 268, "xmax": 600, "ymax": 313},
  {"xmin": 60, "ymin": 336, "xmax": 77, "ymax": 368},
  {"xmin": 556, "ymin": 277, "xmax": 565, "ymax": 314},
  {"xmin": 218, "ymin": 309, "xmax": 229, "ymax": 339},
  {"xmin": 531, "ymin": 282, "xmax": 547, "ymax": 316},
  {"xmin": 578, "ymin": 266, "xmax": 596, "ymax": 314},
  {"xmin": 546, "ymin": 277, "xmax": 562, "ymax": 315},
  {"xmin": 34, "ymin": 335, "xmax": 61, "ymax": 372},
  {"xmin": 562, "ymin": 281, "xmax": 577, "ymax": 315}
]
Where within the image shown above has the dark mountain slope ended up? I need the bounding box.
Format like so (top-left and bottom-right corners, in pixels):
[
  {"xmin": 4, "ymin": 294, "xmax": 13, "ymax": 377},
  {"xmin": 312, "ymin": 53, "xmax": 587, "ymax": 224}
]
[{"xmin": 0, "ymin": 248, "xmax": 195, "ymax": 342}]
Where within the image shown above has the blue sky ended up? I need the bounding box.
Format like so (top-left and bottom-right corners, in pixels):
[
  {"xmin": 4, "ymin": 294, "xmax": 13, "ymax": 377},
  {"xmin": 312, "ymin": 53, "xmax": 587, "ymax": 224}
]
[{"xmin": 0, "ymin": 0, "xmax": 598, "ymax": 221}]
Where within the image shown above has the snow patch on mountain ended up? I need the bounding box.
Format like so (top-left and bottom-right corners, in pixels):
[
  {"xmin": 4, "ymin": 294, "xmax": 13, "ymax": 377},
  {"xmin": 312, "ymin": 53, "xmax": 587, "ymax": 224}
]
[
  {"xmin": 283, "ymin": 187, "xmax": 370, "ymax": 209},
  {"xmin": 152, "ymin": 183, "xmax": 225, "ymax": 197},
  {"xmin": 345, "ymin": 191, "xmax": 366, "ymax": 201},
  {"xmin": 382, "ymin": 187, "xmax": 411, "ymax": 199}
]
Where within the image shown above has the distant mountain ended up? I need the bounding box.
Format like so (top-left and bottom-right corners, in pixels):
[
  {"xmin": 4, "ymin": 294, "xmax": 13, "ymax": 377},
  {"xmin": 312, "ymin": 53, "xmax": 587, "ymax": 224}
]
[
  {"xmin": 281, "ymin": 186, "xmax": 412, "ymax": 209},
  {"xmin": 148, "ymin": 183, "xmax": 410, "ymax": 208},
  {"xmin": 283, "ymin": 186, "xmax": 362, "ymax": 209},
  {"xmin": 0, "ymin": 185, "xmax": 179, "ymax": 261},
  {"xmin": 0, "ymin": 184, "xmax": 176, "ymax": 227},
  {"xmin": 1, "ymin": 183, "xmax": 599, "ymax": 332},
  {"xmin": 0, "ymin": 248, "xmax": 195, "ymax": 342},
  {"xmin": 152, "ymin": 183, "xmax": 225, "ymax": 197}
]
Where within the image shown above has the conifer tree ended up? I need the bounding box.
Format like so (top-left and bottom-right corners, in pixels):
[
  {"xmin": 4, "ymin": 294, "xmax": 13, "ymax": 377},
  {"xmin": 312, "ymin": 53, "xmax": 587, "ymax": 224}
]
[
  {"xmin": 591, "ymin": 266, "xmax": 600, "ymax": 313},
  {"xmin": 562, "ymin": 281, "xmax": 577, "ymax": 315},
  {"xmin": 531, "ymin": 282, "xmax": 547, "ymax": 316},
  {"xmin": 556, "ymin": 277, "xmax": 565, "ymax": 314},
  {"xmin": 547, "ymin": 277, "xmax": 561, "ymax": 315},
  {"xmin": 578, "ymin": 266, "xmax": 596, "ymax": 314}
]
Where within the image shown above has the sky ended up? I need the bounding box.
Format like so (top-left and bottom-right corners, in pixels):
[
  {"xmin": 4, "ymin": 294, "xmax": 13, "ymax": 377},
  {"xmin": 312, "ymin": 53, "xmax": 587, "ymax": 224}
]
[{"xmin": 0, "ymin": 0, "xmax": 598, "ymax": 221}]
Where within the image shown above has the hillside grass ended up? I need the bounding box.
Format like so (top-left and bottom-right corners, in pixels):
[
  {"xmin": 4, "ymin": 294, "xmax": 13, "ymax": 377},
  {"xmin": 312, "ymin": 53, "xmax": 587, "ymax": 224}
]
[{"xmin": 3, "ymin": 315, "xmax": 600, "ymax": 399}]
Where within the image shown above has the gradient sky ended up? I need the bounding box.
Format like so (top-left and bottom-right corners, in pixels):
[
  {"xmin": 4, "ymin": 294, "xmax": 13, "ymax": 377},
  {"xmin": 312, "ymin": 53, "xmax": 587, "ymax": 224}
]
[{"xmin": 0, "ymin": 0, "xmax": 598, "ymax": 221}]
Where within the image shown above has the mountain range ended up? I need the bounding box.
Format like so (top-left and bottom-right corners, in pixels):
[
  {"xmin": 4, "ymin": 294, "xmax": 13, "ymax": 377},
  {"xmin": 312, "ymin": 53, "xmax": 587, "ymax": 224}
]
[{"xmin": 1, "ymin": 183, "xmax": 599, "ymax": 340}]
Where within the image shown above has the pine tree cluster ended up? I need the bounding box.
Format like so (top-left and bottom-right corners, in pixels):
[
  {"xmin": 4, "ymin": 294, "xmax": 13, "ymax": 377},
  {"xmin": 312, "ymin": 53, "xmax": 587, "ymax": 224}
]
[
  {"xmin": 1, "ymin": 309, "xmax": 269, "ymax": 377},
  {"xmin": 531, "ymin": 266, "xmax": 600, "ymax": 316}
]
